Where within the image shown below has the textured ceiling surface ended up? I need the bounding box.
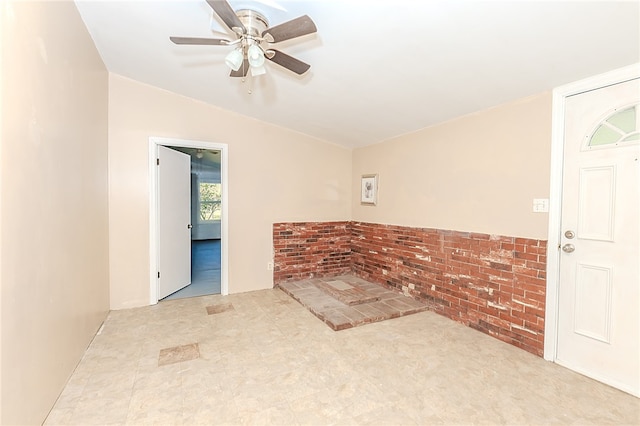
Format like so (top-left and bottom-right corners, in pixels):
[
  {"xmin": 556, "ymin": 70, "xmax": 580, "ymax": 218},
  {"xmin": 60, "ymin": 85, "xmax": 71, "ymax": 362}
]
[{"xmin": 76, "ymin": 0, "xmax": 640, "ymax": 148}]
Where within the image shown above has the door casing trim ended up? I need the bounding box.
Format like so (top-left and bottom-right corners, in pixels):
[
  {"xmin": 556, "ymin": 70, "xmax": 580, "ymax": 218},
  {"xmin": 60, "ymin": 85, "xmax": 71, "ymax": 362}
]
[
  {"xmin": 149, "ymin": 137, "xmax": 229, "ymax": 304},
  {"xmin": 544, "ymin": 63, "xmax": 640, "ymax": 361}
]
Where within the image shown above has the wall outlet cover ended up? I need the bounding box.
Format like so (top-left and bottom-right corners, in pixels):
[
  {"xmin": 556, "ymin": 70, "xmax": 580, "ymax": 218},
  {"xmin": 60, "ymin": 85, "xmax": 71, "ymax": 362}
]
[{"xmin": 533, "ymin": 198, "xmax": 549, "ymax": 213}]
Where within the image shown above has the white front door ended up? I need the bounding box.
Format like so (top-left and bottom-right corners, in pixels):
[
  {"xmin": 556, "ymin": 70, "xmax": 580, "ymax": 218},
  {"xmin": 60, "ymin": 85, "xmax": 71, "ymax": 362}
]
[
  {"xmin": 556, "ymin": 78, "xmax": 640, "ymax": 396},
  {"xmin": 158, "ymin": 146, "xmax": 192, "ymax": 299}
]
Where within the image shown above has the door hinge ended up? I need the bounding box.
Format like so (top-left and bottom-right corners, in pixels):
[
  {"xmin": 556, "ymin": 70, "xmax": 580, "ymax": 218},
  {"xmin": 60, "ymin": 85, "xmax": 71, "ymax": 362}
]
[
  {"xmin": 157, "ymin": 271, "xmax": 161, "ymax": 279},
  {"xmin": 156, "ymin": 158, "xmax": 160, "ymax": 166}
]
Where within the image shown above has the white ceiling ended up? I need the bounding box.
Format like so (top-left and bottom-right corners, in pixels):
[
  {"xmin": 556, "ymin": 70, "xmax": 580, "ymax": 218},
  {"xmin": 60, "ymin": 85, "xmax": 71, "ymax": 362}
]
[{"xmin": 75, "ymin": 0, "xmax": 639, "ymax": 149}]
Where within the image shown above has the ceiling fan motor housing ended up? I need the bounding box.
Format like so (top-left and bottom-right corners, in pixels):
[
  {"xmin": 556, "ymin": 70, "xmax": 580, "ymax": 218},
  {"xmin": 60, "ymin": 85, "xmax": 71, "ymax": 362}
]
[{"xmin": 236, "ymin": 9, "xmax": 269, "ymax": 38}]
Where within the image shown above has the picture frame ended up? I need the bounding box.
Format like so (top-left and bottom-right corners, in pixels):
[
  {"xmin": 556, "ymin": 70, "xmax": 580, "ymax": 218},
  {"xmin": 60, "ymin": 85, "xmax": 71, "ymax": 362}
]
[{"xmin": 360, "ymin": 174, "xmax": 378, "ymax": 205}]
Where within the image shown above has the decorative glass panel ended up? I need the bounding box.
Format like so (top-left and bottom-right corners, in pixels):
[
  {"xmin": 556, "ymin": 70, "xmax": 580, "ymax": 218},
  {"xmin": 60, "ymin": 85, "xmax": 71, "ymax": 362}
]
[
  {"xmin": 590, "ymin": 124, "xmax": 622, "ymax": 146},
  {"xmin": 588, "ymin": 104, "xmax": 640, "ymax": 148},
  {"xmin": 607, "ymin": 107, "xmax": 635, "ymax": 133}
]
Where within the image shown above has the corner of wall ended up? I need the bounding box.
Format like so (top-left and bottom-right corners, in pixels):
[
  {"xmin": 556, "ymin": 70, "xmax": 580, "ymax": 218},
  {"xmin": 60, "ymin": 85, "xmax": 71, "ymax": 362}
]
[{"xmin": 0, "ymin": 1, "xmax": 5, "ymax": 420}]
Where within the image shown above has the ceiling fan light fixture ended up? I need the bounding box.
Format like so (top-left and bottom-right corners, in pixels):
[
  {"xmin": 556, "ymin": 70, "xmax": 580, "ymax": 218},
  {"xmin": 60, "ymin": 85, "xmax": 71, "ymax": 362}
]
[
  {"xmin": 170, "ymin": 1, "xmax": 317, "ymax": 79},
  {"xmin": 225, "ymin": 48, "xmax": 244, "ymax": 71},
  {"xmin": 247, "ymin": 44, "xmax": 265, "ymax": 68},
  {"xmin": 250, "ymin": 64, "xmax": 267, "ymax": 76}
]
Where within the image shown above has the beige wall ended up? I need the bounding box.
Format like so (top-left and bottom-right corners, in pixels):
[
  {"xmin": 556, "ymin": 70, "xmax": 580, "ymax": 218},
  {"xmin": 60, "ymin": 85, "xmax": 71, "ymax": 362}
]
[
  {"xmin": 0, "ymin": 2, "xmax": 4, "ymax": 422},
  {"xmin": 1, "ymin": 1, "xmax": 110, "ymax": 424},
  {"xmin": 352, "ymin": 93, "xmax": 552, "ymax": 240},
  {"xmin": 108, "ymin": 74, "xmax": 352, "ymax": 309}
]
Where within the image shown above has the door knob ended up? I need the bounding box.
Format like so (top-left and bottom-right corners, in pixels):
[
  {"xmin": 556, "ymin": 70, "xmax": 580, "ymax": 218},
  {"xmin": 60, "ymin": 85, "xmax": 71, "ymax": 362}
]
[
  {"xmin": 187, "ymin": 224, "xmax": 193, "ymax": 229},
  {"xmin": 562, "ymin": 244, "xmax": 575, "ymax": 253},
  {"xmin": 564, "ymin": 230, "xmax": 575, "ymax": 239}
]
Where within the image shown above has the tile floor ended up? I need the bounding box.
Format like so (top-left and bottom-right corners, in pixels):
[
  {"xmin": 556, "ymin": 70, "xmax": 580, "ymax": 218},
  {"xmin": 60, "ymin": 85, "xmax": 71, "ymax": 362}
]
[
  {"xmin": 45, "ymin": 288, "xmax": 640, "ymax": 425},
  {"xmin": 278, "ymin": 275, "xmax": 428, "ymax": 330}
]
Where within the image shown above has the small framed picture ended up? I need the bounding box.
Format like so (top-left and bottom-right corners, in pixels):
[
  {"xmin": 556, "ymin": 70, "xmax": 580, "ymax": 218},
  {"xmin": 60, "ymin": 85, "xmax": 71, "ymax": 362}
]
[{"xmin": 360, "ymin": 174, "xmax": 378, "ymax": 205}]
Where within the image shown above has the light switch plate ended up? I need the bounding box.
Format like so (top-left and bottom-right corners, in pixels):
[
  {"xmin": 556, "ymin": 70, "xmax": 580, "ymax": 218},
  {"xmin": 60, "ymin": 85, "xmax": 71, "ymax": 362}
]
[{"xmin": 533, "ymin": 198, "xmax": 549, "ymax": 213}]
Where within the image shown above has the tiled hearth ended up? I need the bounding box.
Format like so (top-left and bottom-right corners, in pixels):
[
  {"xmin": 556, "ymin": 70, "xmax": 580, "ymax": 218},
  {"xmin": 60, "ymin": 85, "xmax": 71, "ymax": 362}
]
[
  {"xmin": 279, "ymin": 275, "xmax": 427, "ymax": 330},
  {"xmin": 274, "ymin": 221, "xmax": 547, "ymax": 356}
]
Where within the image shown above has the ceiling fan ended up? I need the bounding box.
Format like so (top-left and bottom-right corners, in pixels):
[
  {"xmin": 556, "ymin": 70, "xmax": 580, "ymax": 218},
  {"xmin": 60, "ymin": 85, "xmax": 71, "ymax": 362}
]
[{"xmin": 170, "ymin": 0, "xmax": 317, "ymax": 77}]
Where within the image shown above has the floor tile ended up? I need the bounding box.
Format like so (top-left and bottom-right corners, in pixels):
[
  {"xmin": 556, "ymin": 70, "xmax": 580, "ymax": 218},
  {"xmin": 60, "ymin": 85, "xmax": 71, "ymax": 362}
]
[
  {"xmin": 205, "ymin": 302, "xmax": 235, "ymax": 315},
  {"xmin": 44, "ymin": 288, "xmax": 640, "ymax": 426},
  {"xmin": 157, "ymin": 342, "xmax": 200, "ymax": 366}
]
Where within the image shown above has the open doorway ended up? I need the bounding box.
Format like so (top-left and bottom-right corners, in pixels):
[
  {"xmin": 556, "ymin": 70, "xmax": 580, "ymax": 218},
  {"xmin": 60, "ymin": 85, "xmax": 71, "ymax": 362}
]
[
  {"xmin": 163, "ymin": 147, "xmax": 222, "ymax": 300},
  {"xmin": 149, "ymin": 137, "xmax": 229, "ymax": 305}
]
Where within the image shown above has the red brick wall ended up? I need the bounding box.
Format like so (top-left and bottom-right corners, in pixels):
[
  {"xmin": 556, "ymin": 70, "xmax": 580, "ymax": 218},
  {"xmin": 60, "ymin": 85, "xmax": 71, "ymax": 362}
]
[
  {"xmin": 350, "ymin": 222, "xmax": 546, "ymax": 356},
  {"xmin": 273, "ymin": 222, "xmax": 352, "ymax": 283},
  {"xmin": 273, "ymin": 221, "xmax": 547, "ymax": 357}
]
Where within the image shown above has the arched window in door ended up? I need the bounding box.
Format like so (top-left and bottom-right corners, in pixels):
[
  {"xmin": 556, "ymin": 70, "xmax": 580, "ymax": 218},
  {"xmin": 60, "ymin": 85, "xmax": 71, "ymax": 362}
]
[{"xmin": 586, "ymin": 104, "xmax": 639, "ymax": 148}]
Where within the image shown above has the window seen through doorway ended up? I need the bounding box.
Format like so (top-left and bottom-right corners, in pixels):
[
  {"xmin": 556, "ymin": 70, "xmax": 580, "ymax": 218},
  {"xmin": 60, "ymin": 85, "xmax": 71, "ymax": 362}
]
[{"xmin": 199, "ymin": 182, "xmax": 221, "ymax": 221}]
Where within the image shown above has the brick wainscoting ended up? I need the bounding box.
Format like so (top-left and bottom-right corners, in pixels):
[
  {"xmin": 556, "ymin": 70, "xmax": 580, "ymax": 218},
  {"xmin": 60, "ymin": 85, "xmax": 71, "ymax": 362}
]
[
  {"xmin": 272, "ymin": 222, "xmax": 352, "ymax": 283},
  {"xmin": 273, "ymin": 221, "xmax": 547, "ymax": 357},
  {"xmin": 351, "ymin": 222, "xmax": 547, "ymax": 356}
]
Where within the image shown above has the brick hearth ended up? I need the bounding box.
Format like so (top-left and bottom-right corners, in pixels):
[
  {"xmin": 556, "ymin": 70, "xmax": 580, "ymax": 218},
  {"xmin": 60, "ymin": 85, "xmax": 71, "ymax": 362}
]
[{"xmin": 273, "ymin": 221, "xmax": 547, "ymax": 357}]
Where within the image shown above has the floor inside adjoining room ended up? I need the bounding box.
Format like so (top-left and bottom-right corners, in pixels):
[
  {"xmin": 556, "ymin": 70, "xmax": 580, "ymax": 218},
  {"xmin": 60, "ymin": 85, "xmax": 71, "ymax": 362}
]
[
  {"xmin": 45, "ymin": 287, "xmax": 639, "ymax": 425},
  {"xmin": 163, "ymin": 239, "xmax": 221, "ymax": 301}
]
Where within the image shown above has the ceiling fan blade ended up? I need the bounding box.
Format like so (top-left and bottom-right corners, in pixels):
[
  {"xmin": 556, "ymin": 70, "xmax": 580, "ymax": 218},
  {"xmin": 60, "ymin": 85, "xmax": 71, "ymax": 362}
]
[
  {"xmin": 206, "ymin": 0, "xmax": 245, "ymax": 34},
  {"xmin": 230, "ymin": 59, "xmax": 250, "ymax": 77},
  {"xmin": 262, "ymin": 15, "xmax": 317, "ymax": 43},
  {"xmin": 266, "ymin": 50, "xmax": 311, "ymax": 75},
  {"xmin": 170, "ymin": 36, "xmax": 230, "ymax": 45}
]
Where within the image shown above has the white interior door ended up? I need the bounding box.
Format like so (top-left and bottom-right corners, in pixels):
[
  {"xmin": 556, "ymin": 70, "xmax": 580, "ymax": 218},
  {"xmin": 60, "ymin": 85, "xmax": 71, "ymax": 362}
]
[
  {"xmin": 557, "ymin": 78, "xmax": 640, "ymax": 396},
  {"xmin": 158, "ymin": 146, "xmax": 192, "ymax": 299}
]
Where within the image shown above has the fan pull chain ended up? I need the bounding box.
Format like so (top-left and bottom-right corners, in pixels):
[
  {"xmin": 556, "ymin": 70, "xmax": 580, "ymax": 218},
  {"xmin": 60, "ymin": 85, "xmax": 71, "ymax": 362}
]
[{"xmin": 244, "ymin": 74, "xmax": 254, "ymax": 95}]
